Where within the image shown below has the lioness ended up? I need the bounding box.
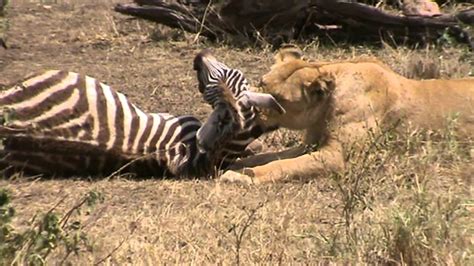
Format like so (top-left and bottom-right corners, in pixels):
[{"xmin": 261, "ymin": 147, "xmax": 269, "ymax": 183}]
[{"xmin": 221, "ymin": 47, "xmax": 474, "ymax": 184}]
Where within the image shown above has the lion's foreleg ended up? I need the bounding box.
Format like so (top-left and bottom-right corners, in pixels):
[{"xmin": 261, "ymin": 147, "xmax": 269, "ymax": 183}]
[{"xmin": 221, "ymin": 139, "xmax": 344, "ymax": 184}]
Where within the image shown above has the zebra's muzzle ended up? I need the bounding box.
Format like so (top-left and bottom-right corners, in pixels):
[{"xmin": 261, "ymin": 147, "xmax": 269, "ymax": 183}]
[
  {"xmin": 239, "ymin": 91, "xmax": 286, "ymax": 114},
  {"xmin": 196, "ymin": 103, "xmax": 240, "ymax": 154}
]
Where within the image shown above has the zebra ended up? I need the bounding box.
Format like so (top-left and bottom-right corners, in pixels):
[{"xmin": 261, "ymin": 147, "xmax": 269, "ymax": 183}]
[
  {"xmin": 0, "ymin": 70, "xmax": 245, "ymax": 177},
  {"xmin": 193, "ymin": 49, "xmax": 286, "ymax": 169}
]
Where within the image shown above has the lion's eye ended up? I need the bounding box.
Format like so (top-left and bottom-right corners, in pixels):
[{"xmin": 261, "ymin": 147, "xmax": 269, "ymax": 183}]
[{"xmin": 258, "ymin": 79, "xmax": 266, "ymax": 87}]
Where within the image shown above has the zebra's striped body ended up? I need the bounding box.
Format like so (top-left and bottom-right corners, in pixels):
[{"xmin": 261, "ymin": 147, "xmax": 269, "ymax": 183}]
[
  {"xmin": 193, "ymin": 50, "xmax": 284, "ymax": 168},
  {"xmin": 0, "ymin": 70, "xmax": 218, "ymax": 177}
]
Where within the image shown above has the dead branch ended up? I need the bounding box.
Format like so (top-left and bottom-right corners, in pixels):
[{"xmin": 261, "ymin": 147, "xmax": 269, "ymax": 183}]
[{"xmin": 114, "ymin": 0, "xmax": 474, "ymax": 48}]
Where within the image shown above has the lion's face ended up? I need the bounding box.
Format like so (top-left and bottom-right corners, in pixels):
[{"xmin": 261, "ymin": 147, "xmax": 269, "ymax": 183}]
[{"xmin": 254, "ymin": 48, "xmax": 335, "ymax": 130}]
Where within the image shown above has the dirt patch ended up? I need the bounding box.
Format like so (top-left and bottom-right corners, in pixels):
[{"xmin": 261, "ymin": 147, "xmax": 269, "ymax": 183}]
[{"xmin": 0, "ymin": 0, "xmax": 280, "ymax": 119}]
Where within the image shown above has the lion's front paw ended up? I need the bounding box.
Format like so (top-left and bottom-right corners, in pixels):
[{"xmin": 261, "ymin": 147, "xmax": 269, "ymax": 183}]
[{"xmin": 218, "ymin": 170, "xmax": 258, "ymax": 185}]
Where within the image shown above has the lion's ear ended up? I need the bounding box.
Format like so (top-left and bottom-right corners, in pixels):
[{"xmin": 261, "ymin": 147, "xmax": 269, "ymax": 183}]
[
  {"xmin": 304, "ymin": 74, "xmax": 336, "ymax": 99},
  {"xmin": 274, "ymin": 44, "xmax": 303, "ymax": 64}
]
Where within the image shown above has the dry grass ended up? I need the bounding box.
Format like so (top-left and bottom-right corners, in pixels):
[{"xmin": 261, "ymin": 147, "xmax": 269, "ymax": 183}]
[{"xmin": 1, "ymin": 0, "xmax": 473, "ymax": 264}]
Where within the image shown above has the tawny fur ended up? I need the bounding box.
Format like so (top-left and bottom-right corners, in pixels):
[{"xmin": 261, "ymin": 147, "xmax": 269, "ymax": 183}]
[{"xmin": 221, "ymin": 47, "xmax": 474, "ymax": 184}]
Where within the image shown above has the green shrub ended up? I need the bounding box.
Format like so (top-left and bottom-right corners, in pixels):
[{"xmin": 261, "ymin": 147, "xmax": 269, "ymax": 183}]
[
  {"xmin": 0, "ymin": 189, "xmax": 104, "ymax": 265},
  {"xmin": 327, "ymin": 118, "xmax": 471, "ymax": 264}
]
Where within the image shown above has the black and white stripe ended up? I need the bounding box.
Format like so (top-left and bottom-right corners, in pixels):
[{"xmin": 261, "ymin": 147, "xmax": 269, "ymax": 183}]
[
  {"xmin": 0, "ymin": 70, "xmax": 221, "ymax": 177},
  {"xmin": 193, "ymin": 50, "xmax": 284, "ymax": 168}
]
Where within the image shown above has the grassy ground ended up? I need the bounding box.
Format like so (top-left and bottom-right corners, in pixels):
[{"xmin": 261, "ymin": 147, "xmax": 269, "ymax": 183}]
[{"xmin": 0, "ymin": 0, "xmax": 473, "ymax": 264}]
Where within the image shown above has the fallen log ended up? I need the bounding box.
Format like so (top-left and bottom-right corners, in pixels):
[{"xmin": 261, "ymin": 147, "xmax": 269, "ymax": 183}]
[
  {"xmin": 306, "ymin": 0, "xmax": 473, "ymax": 47},
  {"xmin": 114, "ymin": 0, "xmax": 474, "ymax": 48},
  {"xmin": 456, "ymin": 7, "xmax": 474, "ymax": 25}
]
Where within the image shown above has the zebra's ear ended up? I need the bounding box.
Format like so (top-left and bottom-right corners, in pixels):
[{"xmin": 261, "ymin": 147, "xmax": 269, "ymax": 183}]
[{"xmin": 242, "ymin": 91, "xmax": 286, "ymax": 114}]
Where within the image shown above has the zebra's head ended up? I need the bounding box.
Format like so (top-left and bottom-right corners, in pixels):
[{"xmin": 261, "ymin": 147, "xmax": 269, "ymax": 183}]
[{"xmin": 193, "ymin": 49, "xmax": 285, "ymax": 153}]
